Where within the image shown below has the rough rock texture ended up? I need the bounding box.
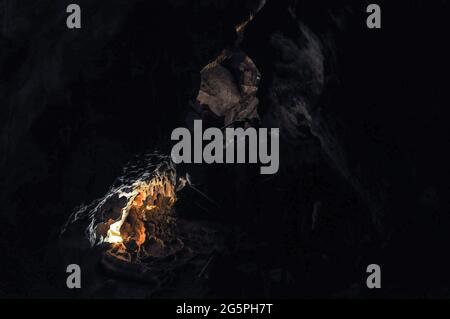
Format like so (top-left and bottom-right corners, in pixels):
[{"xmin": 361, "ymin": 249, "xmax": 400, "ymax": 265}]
[
  {"xmin": 1, "ymin": 0, "xmax": 450, "ymax": 298},
  {"xmin": 0, "ymin": 0, "xmax": 263, "ymax": 296},
  {"xmin": 198, "ymin": 65, "xmax": 241, "ymax": 117},
  {"xmin": 197, "ymin": 51, "xmax": 260, "ymax": 126}
]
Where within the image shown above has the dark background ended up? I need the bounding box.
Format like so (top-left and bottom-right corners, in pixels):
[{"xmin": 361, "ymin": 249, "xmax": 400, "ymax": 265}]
[{"xmin": 0, "ymin": 0, "xmax": 449, "ymax": 298}]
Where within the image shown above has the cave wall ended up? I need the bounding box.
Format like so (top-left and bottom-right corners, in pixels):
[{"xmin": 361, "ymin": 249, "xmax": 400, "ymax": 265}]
[
  {"xmin": 0, "ymin": 0, "xmax": 262, "ymax": 296},
  {"xmin": 0, "ymin": 0, "xmax": 449, "ymax": 297}
]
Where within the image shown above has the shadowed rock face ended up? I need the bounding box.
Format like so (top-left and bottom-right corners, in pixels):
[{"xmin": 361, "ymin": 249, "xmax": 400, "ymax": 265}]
[
  {"xmin": 1, "ymin": 0, "xmax": 450, "ymax": 298},
  {"xmin": 0, "ymin": 1, "xmax": 263, "ymax": 209},
  {"xmin": 0, "ymin": 0, "xmax": 264, "ymax": 296},
  {"xmin": 197, "ymin": 51, "xmax": 260, "ymax": 126},
  {"xmin": 242, "ymin": 0, "xmax": 450, "ymax": 296},
  {"xmin": 198, "ymin": 64, "xmax": 242, "ymax": 117},
  {"xmin": 0, "ymin": 0, "xmax": 264, "ymax": 167}
]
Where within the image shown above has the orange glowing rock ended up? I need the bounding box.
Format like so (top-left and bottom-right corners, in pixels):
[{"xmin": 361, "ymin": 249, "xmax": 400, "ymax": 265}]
[{"xmin": 103, "ymin": 173, "xmax": 177, "ymax": 258}]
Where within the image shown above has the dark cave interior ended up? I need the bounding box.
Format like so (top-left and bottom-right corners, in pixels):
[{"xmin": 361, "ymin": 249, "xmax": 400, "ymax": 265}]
[{"xmin": 1, "ymin": 0, "xmax": 450, "ymax": 298}]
